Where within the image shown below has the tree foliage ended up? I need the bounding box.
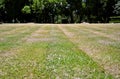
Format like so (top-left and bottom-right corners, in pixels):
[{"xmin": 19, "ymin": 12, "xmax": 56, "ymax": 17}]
[
  {"xmin": 0, "ymin": 0, "xmax": 118, "ymax": 23},
  {"xmin": 114, "ymin": 1, "xmax": 120, "ymax": 14},
  {"xmin": 22, "ymin": 6, "xmax": 31, "ymax": 14}
]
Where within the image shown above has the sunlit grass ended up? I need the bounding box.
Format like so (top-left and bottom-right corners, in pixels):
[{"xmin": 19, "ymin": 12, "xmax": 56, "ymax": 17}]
[
  {"xmin": 0, "ymin": 25, "xmax": 39, "ymax": 51},
  {"xmin": 0, "ymin": 24, "xmax": 119, "ymax": 79},
  {"xmin": 59, "ymin": 24, "xmax": 120, "ymax": 79}
]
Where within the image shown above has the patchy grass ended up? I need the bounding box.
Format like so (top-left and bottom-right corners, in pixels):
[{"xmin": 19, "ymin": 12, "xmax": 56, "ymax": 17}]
[
  {"xmin": 0, "ymin": 24, "xmax": 119, "ymax": 79},
  {"xmin": 59, "ymin": 24, "xmax": 120, "ymax": 79},
  {"xmin": 0, "ymin": 25, "xmax": 39, "ymax": 52}
]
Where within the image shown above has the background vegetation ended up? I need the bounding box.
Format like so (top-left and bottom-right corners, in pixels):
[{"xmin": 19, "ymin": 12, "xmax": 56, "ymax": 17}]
[{"xmin": 0, "ymin": 0, "xmax": 120, "ymax": 23}]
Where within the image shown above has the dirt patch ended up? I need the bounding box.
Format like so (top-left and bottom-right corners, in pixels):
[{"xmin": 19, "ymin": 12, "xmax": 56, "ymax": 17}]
[
  {"xmin": 98, "ymin": 40, "xmax": 114, "ymax": 45},
  {"xmin": 0, "ymin": 38, "xmax": 5, "ymax": 41},
  {"xmin": 30, "ymin": 33, "xmax": 45, "ymax": 37},
  {"xmin": 26, "ymin": 38, "xmax": 53, "ymax": 42},
  {"xmin": 35, "ymin": 30, "xmax": 49, "ymax": 33},
  {"xmin": 25, "ymin": 26, "xmax": 53, "ymax": 42},
  {"xmin": 0, "ymin": 70, "xmax": 7, "ymax": 76},
  {"xmin": 84, "ymin": 29, "xmax": 120, "ymax": 41},
  {"xmin": 105, "ymin": 63, "xmax": 120, "ymax": 79},
  {"xmin": 63, "ymin": 32, "xmax": 75, "ymax": 38},
  {"xmin": 0, "ymin": 49, "xmax": 17, "ymax": 57},
  {"xmin": 0, "ymin": 52, "xmax": 14, "ymax": 57}
]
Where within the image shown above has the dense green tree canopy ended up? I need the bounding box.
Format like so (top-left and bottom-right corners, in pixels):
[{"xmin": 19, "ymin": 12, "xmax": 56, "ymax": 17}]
[{"xmin": 0, "ymin": 0, "xmax": 119, "ymax": 23}]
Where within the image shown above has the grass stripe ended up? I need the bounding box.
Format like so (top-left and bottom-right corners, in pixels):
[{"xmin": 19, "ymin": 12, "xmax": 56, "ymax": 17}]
[
  {"xmin": 0, "ymin": 25, "xmax": 40, "ymax": 53},
  {"xmin": 0, "ymin": 25, "xmax": 114, "ymax": 79},
  {"xmin": 59, "ymin": 25, "xmax": 120, "ymax": 78}
]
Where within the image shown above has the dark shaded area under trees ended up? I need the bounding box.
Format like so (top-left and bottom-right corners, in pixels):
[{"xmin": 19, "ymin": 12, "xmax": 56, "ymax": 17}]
[{"xmin": 0, "ymin": 0, "xmax": 120, "ymax": 23}]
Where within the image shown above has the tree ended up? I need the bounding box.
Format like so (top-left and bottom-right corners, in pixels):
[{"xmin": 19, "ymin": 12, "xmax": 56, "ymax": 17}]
[
  {"xmin": 0, "ymin": 0, "xmax": 7, "ymax": 22},
  {"xmin": 84, "ymin": 0, "xmax": 116, "ymax": 23},
  {"xmin": 0, "ymin": 0, "xmax": 119, "ymax": 23},
  {"xmin": 4, "ymin": 0, "xmax": 28, "ymax": 22},
  {"xmin": 114, "ymin": 1, "xmax": 120, "ymax": 14},
  {"xmin": 66, "ymin": 0, "xmax": 82, "ymax": 23},
  {"xmin": 84, "ymin": 0, "xmax": 105, "ymax": 22},
  {"xmin": 102, "ymin": 0, "xmax": 117, "ymax": 22}
]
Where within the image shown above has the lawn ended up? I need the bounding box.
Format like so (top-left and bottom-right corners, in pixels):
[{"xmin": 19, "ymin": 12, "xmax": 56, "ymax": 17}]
[{"xmin": 0, "ymin": 23, "xmax": 120, "ymax": 79}]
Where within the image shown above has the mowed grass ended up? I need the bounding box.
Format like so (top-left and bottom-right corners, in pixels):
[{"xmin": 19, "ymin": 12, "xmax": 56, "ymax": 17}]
[
  {"xmin": 0, "ymin": 24, "xmax": 119, "ymax": 79},
  {"xmin": 59, "ymin": 24, "xmax": 120, "ymax": 79}
]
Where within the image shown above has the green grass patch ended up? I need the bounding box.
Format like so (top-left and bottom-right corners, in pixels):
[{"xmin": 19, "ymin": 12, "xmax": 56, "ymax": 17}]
[
  {"xmin": 61, "ymin": 25, "xmax": 120, "ymax": 78},
  {"xmin": 0, "ymin": 24, "xmax": 117, "ymax": 79}
]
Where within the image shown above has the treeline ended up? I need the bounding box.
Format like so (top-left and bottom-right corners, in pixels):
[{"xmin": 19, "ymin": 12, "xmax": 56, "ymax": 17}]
[{"xmin": 0, "ymin": 0, "xmax": 120, "ymax": 23}]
